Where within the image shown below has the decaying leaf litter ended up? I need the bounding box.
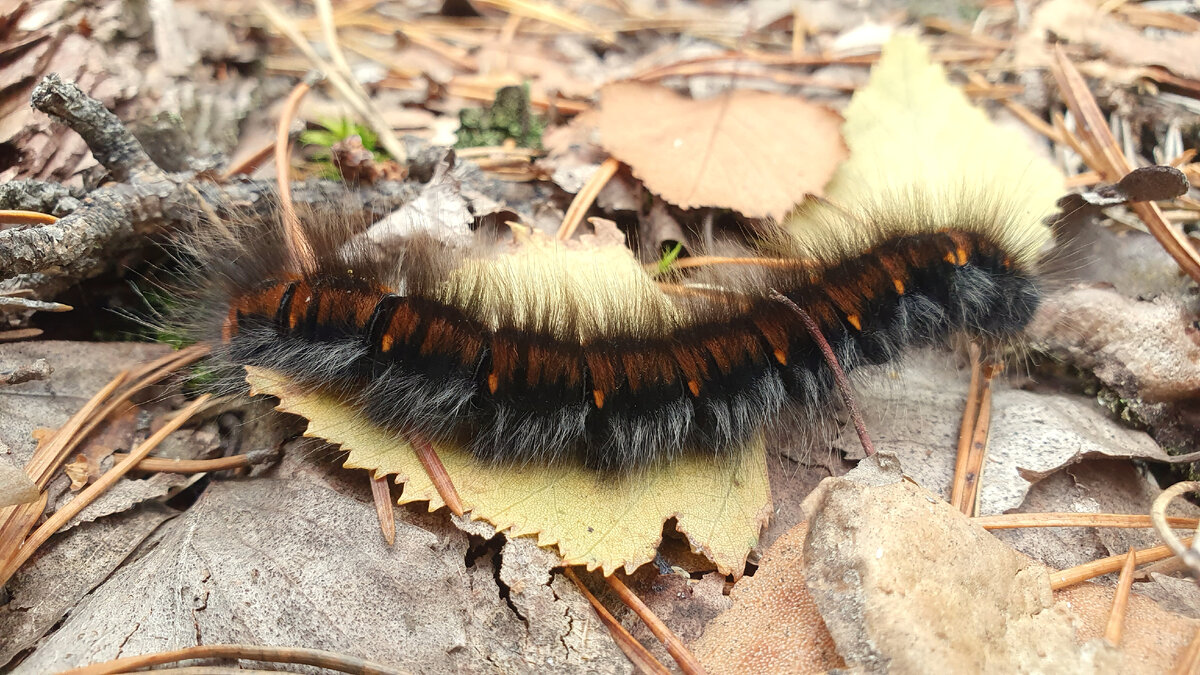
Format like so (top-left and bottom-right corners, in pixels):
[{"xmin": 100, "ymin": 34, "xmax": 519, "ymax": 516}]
[{"xmin": 2, "ymin": 0, "xmax": 1200, "ymax": 672}]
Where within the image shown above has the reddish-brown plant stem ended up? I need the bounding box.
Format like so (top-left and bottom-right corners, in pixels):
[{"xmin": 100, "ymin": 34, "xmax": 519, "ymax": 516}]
[
  {"xmin": 58, "ymin": 643, "xmax": 403, "ymax": 675},
  {"xmin": 770, "ymin": 289, "xmax": 875, "ymax": 457},
  {"xmin": 563, "ymin": 568, "xmax": 671, "ymax": 675},
  {"xmin": 410, "ymin": 432, "xmax": 465, "ymax": 516},
  {"xmin": 274, "ymin": 73, "xmax": 321, "ymax": 275},
  {"xmin": 604, "ymin": 573, "xmax": 708, "ymax": 675},
  {"xmin": 950, "ymin": 343, "xmax": 983, "ymax": 511},
  {"xmin": 1103, "ymin": 548, "xmax": 1137, "ymax": 645}
]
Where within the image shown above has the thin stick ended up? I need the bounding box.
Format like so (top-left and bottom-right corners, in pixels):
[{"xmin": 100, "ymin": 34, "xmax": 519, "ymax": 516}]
[
  {"xmin": 0, "ymin": 328, "xmax": 44, "ymax": 342},
  {"xmin": 563, "ymin": 568, "xmax": 671, "ymax": 675},
  {"xmin": 1172, "ymin": 627, "xmax": 1200, "ymax": 675},
  {"xmin": 65, "ymin": 345, "xmax": 211, "ymax": 477},
  {"xmin": 111, "ymin": 450, "xmax": 273, "ymax": 474},
  {"xmin": 59, "ymin": 643, "xmax": 403, "ymax": 675},
  {"xmin": 1103, "ymin": 548, "xmax": 1137, "ymax": 645},
  {"xmin": 1050, "ymin": 537, "xmax": 1192, "ymax": 590},
  {"xmin": 770, "ymin": 289, "xmax": 875, "ymax": 457},
  {"xmin": 1150, "ymin": 481, "xmax": 1200, "ymax": 579},
  {"xmin": 557, "ymin": 157, "xmax": 620, "ymax": 240},
  {"xmin": 0, "ymin": 395, "xmax": 211, "ymax": 589},
  {"xmin": 958, "ymin": 371, "xmax": 994, "ymax": 516},
  {"xmin": 950, "ymin": 343, "xmax": 983, "ymax": 511},
  {"xmin": 975, "ymin": 513, "xmax": 1200, "ymax": 530},
  {"xmin": 410, "ymin": 433, "xmax": 464, "ymax": 517},
  {"xmin": 1051, "ymin": 46, "xmax": 1200, "ymax": 284},
  {"xmin": 0, "ymin": 210, "xmax": 58, "ymax": 226},
  {"xmin": 274, "ymin": 74, "xmax": 319, "ymax": 275},
  {"xmin": 370, "ymin": 473, "xmax": 396, "ymax": 546},
  {"xmin": 604, "ymin": 573, "xmax": 707, "ymax": 675},
  {"xmin": 221, "ymin": 139, "xmax": 277, "ymax": 179},
  {"xmin": 258, "ymin": 0, "xmax": 408, "ymax": 164},
  {"xmin": 664, "ymin": 256, "xmax": 817, "ymax": 271}
]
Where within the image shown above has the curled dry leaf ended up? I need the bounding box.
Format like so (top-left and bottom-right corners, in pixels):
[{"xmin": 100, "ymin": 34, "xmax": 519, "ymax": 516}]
[
  {"xmin": 245, "ymin": 367, "xmax": 771, "ymax": 576},
  {"xmin": 592, "ymin": 82, "xmax": 846, "ymax": 219}
]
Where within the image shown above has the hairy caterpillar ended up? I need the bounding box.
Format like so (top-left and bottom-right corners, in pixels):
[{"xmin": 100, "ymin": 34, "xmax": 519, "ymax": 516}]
[{"xmin": 183, "ymin": 190, "xmax": 1047, "ymax": 471}]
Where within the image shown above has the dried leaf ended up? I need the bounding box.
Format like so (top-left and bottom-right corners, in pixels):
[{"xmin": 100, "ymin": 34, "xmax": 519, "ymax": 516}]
[
  {"xmin": 1030, "ymin": 0, "xmax": 1200, "ymax": 81},
  {"xmin": 592, "ymin": 82, "xmax": 846, "ymax": 219},
  {"xmin": 692, "ymin": 520, "xmax": 843, "ymax": 674},
  {"xmin": 246, "ymin": 367, "xmax": 771, "ymax": 576},
  {"xmin": 793, "ymin": 35, "xmax": 1062, "ymax": 234}
]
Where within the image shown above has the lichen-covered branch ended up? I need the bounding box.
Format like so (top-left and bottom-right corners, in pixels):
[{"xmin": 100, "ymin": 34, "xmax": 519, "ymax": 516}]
[
  {"xmin": 31, "ymin": 74, "xmax": 164, "ymax": 183},
  {"xmin": 2, "ymin": 75, "xmax": 424, "ymax": 305},
  {"xmin": 0, "ymin": 180, "xmax": 83, "ymax": 216}
]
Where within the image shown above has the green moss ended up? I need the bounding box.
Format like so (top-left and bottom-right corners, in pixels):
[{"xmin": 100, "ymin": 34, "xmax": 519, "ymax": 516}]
[{"xmin": 456, "ymin": 84, "xmax": 544, "ymax": 149}]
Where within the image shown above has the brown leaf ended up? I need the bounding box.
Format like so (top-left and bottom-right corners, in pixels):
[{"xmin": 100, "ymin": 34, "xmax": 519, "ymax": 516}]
[
  {"xmin": 592, "ymin": 82, "xmax": 846, "ymax": 219},
  {"xmin": 692, "ymin": 521, "xmax": 843, "ymax": 674}
]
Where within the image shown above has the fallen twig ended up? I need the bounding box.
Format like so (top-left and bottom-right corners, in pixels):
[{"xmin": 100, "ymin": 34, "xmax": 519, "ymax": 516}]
[
  {"xmin": 58, "ymin": 643, "xmax": 404, "ymax": 675},
  {"xmin": 564, "ymin": 568, "xmax": 671, "ymax": 675},
  {"xmin": 1150, "ymin": 481, "xmax": 1200, "ymax": 581},
  {"xmin": 605, "ymin": 572, "xmax": 707, "ymax": 675},
  {"xmin": 1050, "ymin": 537, "xmax": 1192, "ymax": 590},
  {"xmin": 557, "ymin": 157, "xmax": 621, "ymax": 240},
  {"xmin": 0, "ymin": 395, "xmax": 211, "ymax": 589},
  {"xmin": 0, "ymin": 358, "xmax": 52, "ymax": 386},
  {"xmin": 975, "ymin": 512, "xmax": 1200, "ymax": 530},
  {"xmin": 1103, "ymin": 548, "xmax": 1136, "ymax": 646},
  {"xmin": 370, "ymin": 473, "xmax": 397, "ymax": 546}
]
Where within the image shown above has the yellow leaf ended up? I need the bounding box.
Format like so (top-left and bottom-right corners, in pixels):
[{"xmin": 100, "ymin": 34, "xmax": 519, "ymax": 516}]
[
  {"xmin": 792, "ymin": 34, "xmax": 1063, "ymax": 235},
  {"xmin": 247, "ymin": 366, "xmax": 772, "ymax": 576}
]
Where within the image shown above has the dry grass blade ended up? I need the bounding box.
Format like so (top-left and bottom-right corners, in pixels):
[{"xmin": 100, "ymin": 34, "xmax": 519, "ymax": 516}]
[
  {"xmin": 955, "ymin": 365, "xmax": 994, "ymax": 516},
  {"xmin": 0, "ymin": 210, "xmax": 58, "ymax": 225},
  {"xmin": 59, "ymin": 643, "xmax": 404, "ymax": 675},
  {"xmin": 1050, "ymin": 537, "xmax": 1192, "ymax": 590},
  {"xmin": 370, "ymin": 473, "xmax": 396, "ymax": 546},
  {"xmin": 563, "ymin": 568, "xmax": 671, "ymax": 675},
  {"xmin": 1103, "ymin": 548, "xmax": 1137, "ymax": 645},
  {"xmin": 473, "ymin": 0, "xmax": 616, "ymax": 43},
  {"xmin": 0, "ymin": 394, "xmax": 212, "ymax": 589},
  {"xmin": 556, "ymin": 157, "xmax": 620, "ymax": 240},
  {"xmin": 605, "ymin": 573, "xmax": 707, "ymax": 675},
  {"xmin": 950, "ymin": 343, "xmax": 982, "ymax": 512},
  {"xmin": 410, "ymin": 433, "xmax": 465, "ymax": 517},
  {"xmin": 258, "ymin": 0, "xmax": 408, "ymax": 165},
  {"xmin": 664, "ymin": 256, "xmax": 816, "ymax": 271},
  {"xmin": 22, "ymin": 369, "xmax": 128, "ymax": 489},
  {"xmin": 1150, "ymin": 481, "xmax": 1200, "ymax": 580},
  {"xmin": 975, "ymin": 513, "xmax": 1200, "ymax": 530},
  {"xmin": 221, "ymin": 139, "xmax": 277, "ymax": 179},
  {"xmin": 110, "ymin": 450, "xmax": 272, "ymax": 474},
  {"xmin": 275, "ymin": 73, "xmax": 319, "ymax": 275},
  {"xmin": 1050, "ymin": 46, "xmax": 1200, "ymax": 283},
  {"xmin": 770, "ymin": 290, "xmax": 875, "ymax": 457},
  {"xmin": 64, "ymin": 345, "xmax": 212, "ymax": 476},
  {"xmin": 1172, "ymin": 627, "xmax": 1200, "ymax": 675},
  {"xmin": 0, "ymin": 328, "xmax": 44, "ymax": 342}
]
